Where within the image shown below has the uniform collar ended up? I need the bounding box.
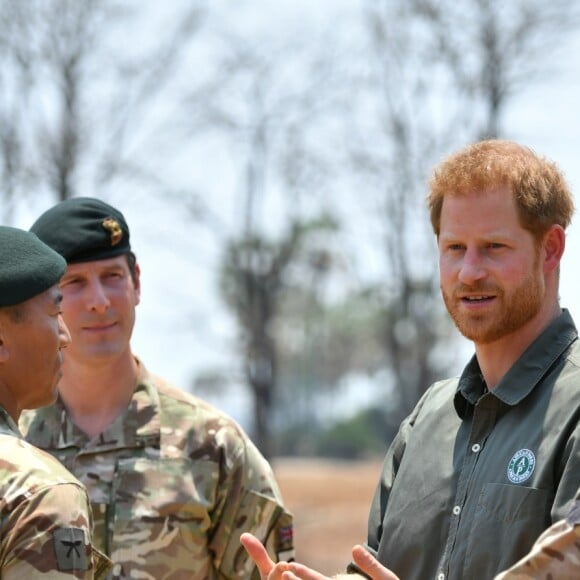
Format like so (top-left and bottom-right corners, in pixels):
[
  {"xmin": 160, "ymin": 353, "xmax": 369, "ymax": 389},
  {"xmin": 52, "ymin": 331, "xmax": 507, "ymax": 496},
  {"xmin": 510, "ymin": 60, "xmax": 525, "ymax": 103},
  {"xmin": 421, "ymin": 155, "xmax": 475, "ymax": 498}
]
[
  {"xmin": 454, "ymin": 309, "xmax": 578, "ymax": 418},
  {"xmin": 0, "ymin": 405, "xmax": 20, "ymax": 437},
  {"xmin": 23, "ymin": 357, "xmax": 162, "ymax": 450}
]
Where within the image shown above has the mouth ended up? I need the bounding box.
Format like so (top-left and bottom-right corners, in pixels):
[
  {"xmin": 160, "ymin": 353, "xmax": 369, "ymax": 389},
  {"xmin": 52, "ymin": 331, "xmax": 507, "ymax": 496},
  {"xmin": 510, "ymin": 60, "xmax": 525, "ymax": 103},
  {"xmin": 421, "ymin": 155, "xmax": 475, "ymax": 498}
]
[
  {"xmin": 82, "ymin": 322, "xmax": 117, "ymax": 332},
  {"xmin": 459, "ymin": 294, "xmax": 496, "ymax": 307},
  {"xmin": 461, "ymin": 295, "xmax": 494, "ymax": 301}
]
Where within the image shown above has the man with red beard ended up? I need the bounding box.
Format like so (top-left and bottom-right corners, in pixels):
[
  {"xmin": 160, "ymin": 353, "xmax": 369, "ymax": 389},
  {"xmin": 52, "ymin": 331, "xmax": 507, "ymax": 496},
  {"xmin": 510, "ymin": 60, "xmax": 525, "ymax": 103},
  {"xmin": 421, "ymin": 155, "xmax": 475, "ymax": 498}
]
[{"xmin": 242, "ymin": 140, "xmax": 580, "ymax": 580}]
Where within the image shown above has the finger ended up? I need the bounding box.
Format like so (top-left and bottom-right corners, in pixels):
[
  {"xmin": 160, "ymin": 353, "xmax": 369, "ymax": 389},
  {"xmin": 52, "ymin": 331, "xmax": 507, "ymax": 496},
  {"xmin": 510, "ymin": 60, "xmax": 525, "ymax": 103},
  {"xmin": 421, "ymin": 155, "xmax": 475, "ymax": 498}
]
[
  {"xmin": 240, "ymin": 533, "xmax": 275, "ymax": 578},
  {"xmin": 285, "ymin": 562, "xmax": 331, "ymax": 579},
  {"xmin": 351, "ymin": 545, "xmax": 399, "ymax": 580}
]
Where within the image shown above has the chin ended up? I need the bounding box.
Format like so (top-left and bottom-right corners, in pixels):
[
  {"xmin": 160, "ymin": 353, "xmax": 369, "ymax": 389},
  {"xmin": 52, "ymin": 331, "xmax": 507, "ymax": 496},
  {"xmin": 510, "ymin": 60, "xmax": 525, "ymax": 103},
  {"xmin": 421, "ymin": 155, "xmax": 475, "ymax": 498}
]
[
  {"xmin": 26, "ymin": 394, "xmax": 57, "ymax": 411},
  {"xmin": 44, "ymin": 385, "xmax": 60, "ymax": 406}
]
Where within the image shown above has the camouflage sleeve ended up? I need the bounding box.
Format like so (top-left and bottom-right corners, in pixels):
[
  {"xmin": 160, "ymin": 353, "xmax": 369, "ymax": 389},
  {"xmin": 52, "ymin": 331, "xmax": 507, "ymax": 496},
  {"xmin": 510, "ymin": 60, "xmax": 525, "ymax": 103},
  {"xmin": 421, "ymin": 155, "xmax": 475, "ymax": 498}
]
[
  {"xmin": 494, "ymin": 519, "xmax": 580, "ymax": 580},
  {"xmin": 208, "ymin": 436, "xmax": 294, "ymax": 579},
  {"xmin": 1, "ymin": 482, "xmax": 111, "ymax": 579}
]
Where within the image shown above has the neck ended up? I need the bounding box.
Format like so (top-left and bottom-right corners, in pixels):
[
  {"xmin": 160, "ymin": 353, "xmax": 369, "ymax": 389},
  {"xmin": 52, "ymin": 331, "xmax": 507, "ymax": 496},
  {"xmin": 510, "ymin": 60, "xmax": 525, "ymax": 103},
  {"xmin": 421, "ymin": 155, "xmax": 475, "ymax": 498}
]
[
  {"xmin": 475, "ymin": 302, "xmax": 561, "ymax": 390},
  {"xmin": 0, "ymin": 384, "xmax": 18, "ymax": 423},
  {"xmin": 58, "ymin": 350, "xmax": 138, "ymax": 439}
]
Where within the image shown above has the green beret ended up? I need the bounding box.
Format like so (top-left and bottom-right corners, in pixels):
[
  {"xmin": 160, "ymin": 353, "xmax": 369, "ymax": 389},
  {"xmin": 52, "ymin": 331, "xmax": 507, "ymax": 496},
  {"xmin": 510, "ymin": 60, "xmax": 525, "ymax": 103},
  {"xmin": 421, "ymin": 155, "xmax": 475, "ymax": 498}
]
[
  {"xmin": 30, "ymin": 197, "xmax": 131, "ymax": 263},
  {"xmin": 0, "ymin": 226, "xmax": 66, "ymax": 307}
]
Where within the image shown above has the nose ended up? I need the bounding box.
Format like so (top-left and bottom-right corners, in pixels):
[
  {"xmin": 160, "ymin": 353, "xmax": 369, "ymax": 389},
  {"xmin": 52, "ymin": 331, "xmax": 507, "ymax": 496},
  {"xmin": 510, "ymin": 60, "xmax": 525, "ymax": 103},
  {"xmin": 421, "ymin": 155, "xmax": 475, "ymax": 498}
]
[
  {"xmin": 59, "ymin": 315, "xmax": 72, "ymax": 349},
  {"xmin": 87, "ymin": 279, "xmax": 111, "ymax": 313},
  {"xmin": 458, "ymin": 247, "xmax": 487, "ymax": 285}
]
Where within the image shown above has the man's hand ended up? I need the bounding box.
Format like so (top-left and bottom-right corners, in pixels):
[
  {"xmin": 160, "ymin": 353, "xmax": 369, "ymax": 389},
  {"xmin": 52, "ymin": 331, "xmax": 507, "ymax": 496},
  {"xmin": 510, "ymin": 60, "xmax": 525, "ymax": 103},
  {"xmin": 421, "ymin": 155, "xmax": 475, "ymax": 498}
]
[
  {"xmin": 275, "ymin": 545, "xmax": 399, "ymax": 580},
  {"xmin": 350, "ymin": 545, "xmax": 399, "ymax": 580},
  {"xmin": 240, "ymin": 533, "xmax": 399, "ymax": 580},
  {"xmin": 240, "ymin": 532, "xmax": 293, "ymax": 580}
]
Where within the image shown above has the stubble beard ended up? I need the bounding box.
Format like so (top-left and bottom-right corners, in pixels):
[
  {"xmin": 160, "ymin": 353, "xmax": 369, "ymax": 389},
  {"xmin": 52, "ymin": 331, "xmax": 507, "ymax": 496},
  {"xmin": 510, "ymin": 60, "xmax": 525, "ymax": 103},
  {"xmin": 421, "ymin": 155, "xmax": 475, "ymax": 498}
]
[{"xmin": 442, "ymin": 266, "xmax": 544, "ymax": 345}]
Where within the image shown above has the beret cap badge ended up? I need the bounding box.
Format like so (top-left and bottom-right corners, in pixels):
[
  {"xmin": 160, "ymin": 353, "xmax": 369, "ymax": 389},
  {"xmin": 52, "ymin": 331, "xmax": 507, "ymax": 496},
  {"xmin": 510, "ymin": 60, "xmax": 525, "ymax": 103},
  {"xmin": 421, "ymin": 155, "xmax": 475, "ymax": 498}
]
[
  {"xmin": 102, "ymin": 217, "xmax": 123, "ymax": 246},
  {"xmin": 30, "ymin": 197, "xmax": 131, "ymax": 263}
]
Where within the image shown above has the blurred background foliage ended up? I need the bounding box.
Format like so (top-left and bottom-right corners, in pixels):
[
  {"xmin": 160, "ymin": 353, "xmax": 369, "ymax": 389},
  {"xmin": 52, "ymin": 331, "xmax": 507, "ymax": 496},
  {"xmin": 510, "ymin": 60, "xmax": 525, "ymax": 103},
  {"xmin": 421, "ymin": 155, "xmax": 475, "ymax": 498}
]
[{"xmin": 1, "ymin": 0, "xmax": 579, "ymax": 459}]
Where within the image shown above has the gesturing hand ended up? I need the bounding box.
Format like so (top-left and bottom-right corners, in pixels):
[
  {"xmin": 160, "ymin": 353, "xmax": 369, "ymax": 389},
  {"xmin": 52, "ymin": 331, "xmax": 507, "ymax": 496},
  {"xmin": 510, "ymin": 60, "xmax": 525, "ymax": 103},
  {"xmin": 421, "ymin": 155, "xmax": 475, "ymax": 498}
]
[{"xmin": 240, "ymin": 533, "xmax": 400, "ymax": 580}]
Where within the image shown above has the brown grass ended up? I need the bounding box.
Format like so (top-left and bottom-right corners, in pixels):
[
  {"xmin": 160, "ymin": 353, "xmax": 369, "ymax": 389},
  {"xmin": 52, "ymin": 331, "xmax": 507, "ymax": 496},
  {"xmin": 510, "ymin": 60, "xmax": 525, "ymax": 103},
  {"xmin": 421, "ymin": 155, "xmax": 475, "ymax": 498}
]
[{"xmin": 273, "ymin": 457, "xmax": 383, "ymax": 576}]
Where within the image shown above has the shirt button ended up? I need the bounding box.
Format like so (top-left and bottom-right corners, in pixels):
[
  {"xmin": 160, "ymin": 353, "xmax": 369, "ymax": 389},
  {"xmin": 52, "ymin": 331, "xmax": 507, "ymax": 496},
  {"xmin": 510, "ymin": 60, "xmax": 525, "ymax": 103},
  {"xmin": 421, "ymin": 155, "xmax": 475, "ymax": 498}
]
[
  {"xmin": 438, "ymin": 574, "xmax": 445, "ymax": 580},
  {"xmin": 453, "ymin": 505, "xmax": 461, "ymax": 515},
  {"xmin": 472, "ymin": 443, "xmax": 481, "ymax": 453}
]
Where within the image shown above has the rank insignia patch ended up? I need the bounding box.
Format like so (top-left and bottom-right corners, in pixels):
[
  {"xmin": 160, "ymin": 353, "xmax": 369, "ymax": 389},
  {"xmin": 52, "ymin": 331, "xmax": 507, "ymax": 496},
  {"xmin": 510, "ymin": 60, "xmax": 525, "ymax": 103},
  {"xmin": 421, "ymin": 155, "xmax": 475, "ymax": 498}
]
[{"xmin": 54, "ymin": 527, "xmax": 89, "ymax": 571}]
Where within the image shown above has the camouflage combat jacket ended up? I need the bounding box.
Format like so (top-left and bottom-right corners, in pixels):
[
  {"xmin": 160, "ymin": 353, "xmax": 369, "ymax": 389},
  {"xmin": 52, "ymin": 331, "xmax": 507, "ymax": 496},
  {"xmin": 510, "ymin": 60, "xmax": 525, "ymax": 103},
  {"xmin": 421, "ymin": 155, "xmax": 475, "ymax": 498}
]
[
  {"xmin": 20, "ymin": 360, "xmax": 294, "ymax": 579},
  {"xmin": 495, "ymin": 491, "xmax": 580, "ymax": 580},
  {"xmin": 0, "ymin": 407, "xmax": 111, "ymax": 579}
]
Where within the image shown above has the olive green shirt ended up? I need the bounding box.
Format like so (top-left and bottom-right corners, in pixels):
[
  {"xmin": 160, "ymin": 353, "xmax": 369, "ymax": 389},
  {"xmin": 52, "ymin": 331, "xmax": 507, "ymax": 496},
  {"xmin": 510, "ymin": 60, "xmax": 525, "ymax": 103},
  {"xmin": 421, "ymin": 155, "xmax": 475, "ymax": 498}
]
[
  {"xmin": 364, "ymin": 309, "xmax": 580, "ymax": 580},
  {"xmin": 20, "ymin": 360, "xmax": 294, "ymax": 579},
  {"xmin": 496, "ymin": 488, "xmax": 580, "ymax": 579}
]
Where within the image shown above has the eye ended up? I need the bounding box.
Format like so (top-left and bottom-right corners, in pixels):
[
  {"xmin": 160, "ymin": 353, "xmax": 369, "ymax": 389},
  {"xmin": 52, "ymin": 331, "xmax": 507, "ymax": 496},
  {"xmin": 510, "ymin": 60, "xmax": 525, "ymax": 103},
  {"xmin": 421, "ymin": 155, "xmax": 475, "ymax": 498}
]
[{"xmin": 61, "ymin": 277, "xmax": 82, "ymax": 288}]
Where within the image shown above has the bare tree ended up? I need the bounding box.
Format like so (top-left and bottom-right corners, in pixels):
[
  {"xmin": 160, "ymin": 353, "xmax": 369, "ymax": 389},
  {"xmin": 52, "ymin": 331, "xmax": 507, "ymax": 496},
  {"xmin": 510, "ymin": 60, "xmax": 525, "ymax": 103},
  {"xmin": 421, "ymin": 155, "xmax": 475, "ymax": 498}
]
[
  {"xmin": 181, "ymin": 19, "xmax": 343, "ymax": 455},
  {"xmin": 0, "ymin": 0, "xmax": 42, "ymax": 222},
  {"xmin": 219, "ymin": 218, "xmax": 336, "ymax": 458},
  {"xmin": 187, "ymin": 0, "xmax": 580, "ymax": 452},
  {"xmin": 6, "ymin": 0, "xmax": 577, "ymax": 457},
  {"xmin": 340, "ymin": 0, "xmax": 580, "ymax": 428},
  {"xmin": 0, "ymin": 0, "xmax": 206, "ymax": 215},
  {"xmin": 412, "ymin": 0, "xmax": 580, "ymax": 138},
  {"xmin": 332, "ymin": 1, "xmax": 463, "ymax": 428}
]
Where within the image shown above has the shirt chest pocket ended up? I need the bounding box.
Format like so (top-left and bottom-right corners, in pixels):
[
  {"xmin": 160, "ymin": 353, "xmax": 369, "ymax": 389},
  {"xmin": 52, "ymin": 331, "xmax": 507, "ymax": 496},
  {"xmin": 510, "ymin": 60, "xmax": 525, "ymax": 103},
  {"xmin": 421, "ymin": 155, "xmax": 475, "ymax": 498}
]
[
  {"xmin": 465, "ymin": 483, "xmax": 551, "ymax": 575},
  {"xmin": 476, "ymin": 483, "xmax": 550, "ymax": 524},
  {"xmin": 109, "ymin": 457, "xmax": 219, "ymax": 572}
]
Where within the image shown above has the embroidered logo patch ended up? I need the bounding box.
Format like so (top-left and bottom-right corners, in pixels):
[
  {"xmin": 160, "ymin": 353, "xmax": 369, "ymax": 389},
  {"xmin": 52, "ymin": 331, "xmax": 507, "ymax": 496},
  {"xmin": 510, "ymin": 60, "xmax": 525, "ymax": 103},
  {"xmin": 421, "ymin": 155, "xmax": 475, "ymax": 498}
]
[
  {"xmin": 54, "ymin": 527, "xmax": 88, "ymax": 571},
  {"xmin": 507, "ymin": 449, "xmax": 535, "ymax": 484}
]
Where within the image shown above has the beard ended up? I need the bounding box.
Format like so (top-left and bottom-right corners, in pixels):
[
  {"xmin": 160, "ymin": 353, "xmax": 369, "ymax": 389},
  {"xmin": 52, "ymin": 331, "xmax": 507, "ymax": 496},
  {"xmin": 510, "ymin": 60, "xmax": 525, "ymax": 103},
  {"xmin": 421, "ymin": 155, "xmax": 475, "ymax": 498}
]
[{"xmin": 442, "ymin": 260, "xmax": 544, "ymax": 344}]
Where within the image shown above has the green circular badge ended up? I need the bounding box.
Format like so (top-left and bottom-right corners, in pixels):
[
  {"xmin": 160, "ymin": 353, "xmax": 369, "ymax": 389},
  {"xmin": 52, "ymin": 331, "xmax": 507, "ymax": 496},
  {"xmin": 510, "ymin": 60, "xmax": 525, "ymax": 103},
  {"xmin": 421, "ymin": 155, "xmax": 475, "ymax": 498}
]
[{"xmin": 507, "ymin": 449, "xmax": 535, "ymax": 484}]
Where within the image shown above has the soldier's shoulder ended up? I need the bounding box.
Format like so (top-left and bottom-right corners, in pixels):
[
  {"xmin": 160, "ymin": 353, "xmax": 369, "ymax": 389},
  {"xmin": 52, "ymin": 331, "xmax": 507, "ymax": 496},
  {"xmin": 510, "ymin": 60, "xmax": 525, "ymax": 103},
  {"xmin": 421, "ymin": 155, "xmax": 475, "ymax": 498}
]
[
  {"xmin": 146, "ymin": 374, "xmax": 254, "ymax": 452},
  {"xmin": 19, "ymin": 405, "xmax": 57, "ymax": 436},
  {"xmin": 0, "ymin": 433, "xmax": 81, "ymax": 495},
  {"xmin": 153, "ymin": 374, "xmax": 243, "ymax": 425}
]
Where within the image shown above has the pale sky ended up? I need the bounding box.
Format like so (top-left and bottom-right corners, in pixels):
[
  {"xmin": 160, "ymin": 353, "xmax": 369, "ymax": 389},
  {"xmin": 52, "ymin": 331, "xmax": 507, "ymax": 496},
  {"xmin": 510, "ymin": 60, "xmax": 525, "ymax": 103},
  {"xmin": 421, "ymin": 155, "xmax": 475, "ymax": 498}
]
[
  {"xmin": 15, "ymin": 3, "xmax": 577, "ymax": 428},
  {"xmin": 123, "ymin": 17, "xmax": 580, "ymax": 427}
]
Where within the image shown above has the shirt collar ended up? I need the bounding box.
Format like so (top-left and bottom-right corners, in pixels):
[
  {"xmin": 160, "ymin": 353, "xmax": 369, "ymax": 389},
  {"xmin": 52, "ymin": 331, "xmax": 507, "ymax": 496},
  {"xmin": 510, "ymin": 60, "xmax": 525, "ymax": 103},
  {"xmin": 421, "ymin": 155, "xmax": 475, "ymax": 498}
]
[
  {"xmin": 454, "ymin": 309, "xmax": 578, "ymax": 418},
  {"xmin": 0, "ymin": 405, "xmax": 21, "ymax": 437},
  {"xmin": 78, "ymin": 358, "xmax": 162, "ymax": 449},
  {"xmin": 23, "ymin": 357, "xmax": 162, "ymax": 450}
]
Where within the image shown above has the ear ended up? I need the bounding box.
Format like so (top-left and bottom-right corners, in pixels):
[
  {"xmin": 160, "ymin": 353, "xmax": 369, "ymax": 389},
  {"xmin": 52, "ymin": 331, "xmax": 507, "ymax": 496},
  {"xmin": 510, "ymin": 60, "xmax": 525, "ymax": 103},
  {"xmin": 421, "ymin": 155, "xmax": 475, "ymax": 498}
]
[
  {"xmin": 542, "ymin": 224, "xmax": 565, "ymax": 274},
  {"xmin": 133, "ymin": 262, "xmax": 142, "ymax": 305},
  {"xmin": 0, "ymin": 322, "xmax": 9, "ymax": 364}
]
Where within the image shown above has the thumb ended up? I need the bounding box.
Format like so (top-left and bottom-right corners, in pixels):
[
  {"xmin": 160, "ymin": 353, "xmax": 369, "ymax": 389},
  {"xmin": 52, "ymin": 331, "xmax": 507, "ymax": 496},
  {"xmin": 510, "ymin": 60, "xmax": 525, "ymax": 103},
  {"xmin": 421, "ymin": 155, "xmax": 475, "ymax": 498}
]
[{"xmin": 351, "ymin": 545, "xmax": 400, "ymax": 580}]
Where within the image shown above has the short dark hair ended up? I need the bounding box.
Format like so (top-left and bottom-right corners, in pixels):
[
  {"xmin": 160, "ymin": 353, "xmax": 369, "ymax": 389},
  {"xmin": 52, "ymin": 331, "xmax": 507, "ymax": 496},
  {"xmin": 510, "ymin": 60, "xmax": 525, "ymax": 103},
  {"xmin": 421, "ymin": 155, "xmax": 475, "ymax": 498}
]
[
  {"xmin": 0, "ymin": 303, "xmax": 28, "ymax": 324},
  {"xmin": 125, "ymin": 252, "xmax": 138, "ymax": 284}
]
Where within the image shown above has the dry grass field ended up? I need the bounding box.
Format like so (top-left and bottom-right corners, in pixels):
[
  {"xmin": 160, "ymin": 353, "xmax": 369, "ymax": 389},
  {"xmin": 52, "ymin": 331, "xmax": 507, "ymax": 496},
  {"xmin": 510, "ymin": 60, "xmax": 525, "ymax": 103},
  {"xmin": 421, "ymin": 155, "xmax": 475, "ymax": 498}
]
[{"xmin": 273, "ymin": 457, "xmax": 383, "ymax": 576}]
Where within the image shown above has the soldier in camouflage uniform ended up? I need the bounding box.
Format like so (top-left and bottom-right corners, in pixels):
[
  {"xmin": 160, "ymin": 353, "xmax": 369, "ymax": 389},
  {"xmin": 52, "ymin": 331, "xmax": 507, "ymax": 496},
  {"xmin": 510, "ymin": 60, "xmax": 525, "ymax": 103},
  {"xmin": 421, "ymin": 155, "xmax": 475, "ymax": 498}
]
[
  {"xmin": 0, "ymin": 225, "xmax": 111, "ymax": 578},
  {"xmin": 20, "ymin": 197, "xmax": 294, "ymax": 579}
]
